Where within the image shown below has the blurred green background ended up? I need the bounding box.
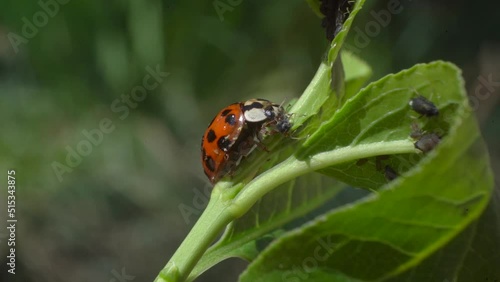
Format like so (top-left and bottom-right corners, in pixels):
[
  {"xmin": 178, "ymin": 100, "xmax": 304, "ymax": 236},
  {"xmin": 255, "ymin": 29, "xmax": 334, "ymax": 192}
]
[{"xmin": 0, "ymin": 0, "xmax": 499, "ymax": 281}]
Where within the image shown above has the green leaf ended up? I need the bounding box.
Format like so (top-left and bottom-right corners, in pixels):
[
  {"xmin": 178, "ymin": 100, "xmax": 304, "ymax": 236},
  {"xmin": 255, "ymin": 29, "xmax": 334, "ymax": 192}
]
[
  {"xmin": 239, "ymin": 62, "xmax": 495, "ymax": 282},
  {"xmin": 342, "ymin": 51, "xmax": 372, "ymax": 100},
  {"xmin": 300, "ymin": 61, "xmax": 462, "ymax": 190},
  {"xmin": 384, "ymin": 191, "xmax": 500, "ymax": 281},
  {"xmin": 290, "ymin": 0, "xmax": 366, "ymax": 133},
  {"xmin": 187, "ymin": 174, "xmax": 345, "ymax": 281},
  {"xmin": 305, "ymin": 0, "xmax": 323, "ymax": 18},
  {"xmin": 455, "ymin": 190, "xmax": 500, "ymax": 281}
]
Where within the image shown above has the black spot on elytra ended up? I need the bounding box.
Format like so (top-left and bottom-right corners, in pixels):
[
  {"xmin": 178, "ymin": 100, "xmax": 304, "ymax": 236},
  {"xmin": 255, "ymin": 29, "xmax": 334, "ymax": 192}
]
[
  {"xmin": 220, "ymin": 109, "xmax": 232, "ymax": 117},
  {"xmin": 218, "ymin": 136, "xmax": 231, "ymax": 152},
  {"xmin": 225, "ymin": 114, "xmax": 236, "ymax": 125},
  {"xmin": 204, "ymin": 155, "xmax": 216, "ymax": 172},
  {"xmin": 206, "ymin": 129, "xmax": 217, "ymax": 143}
]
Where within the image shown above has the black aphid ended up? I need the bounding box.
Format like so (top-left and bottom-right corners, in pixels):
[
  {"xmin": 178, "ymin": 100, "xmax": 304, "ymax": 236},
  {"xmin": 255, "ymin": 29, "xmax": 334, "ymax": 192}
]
[
  {"xmin": 414, "ymin": 133, "xmax": 441, "ymax": 153},
  {"xmin": 409, "ymin": 95, "xmax": 439, "ymax": 117},
  {"xmin": 384, "ymin": 165, "xmax": 399, "ymax": 181}
]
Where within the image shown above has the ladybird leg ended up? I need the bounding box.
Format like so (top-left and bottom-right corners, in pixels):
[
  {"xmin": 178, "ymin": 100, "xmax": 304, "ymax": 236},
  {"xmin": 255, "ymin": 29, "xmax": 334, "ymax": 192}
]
[
  {"xmin": 250, "ymin": 132, "xmax": 269, "ymax": 152},
  {"xmin": 218, "ymin": 156, "xmax": 239, "ymax": 180},
  {"xmin": 257, "ymin": 125, "xmax": 270, "ymax": 140},
  {"xmin": 236, "ymin": 135, "xmax": 259, "ymax": 157},
  {"xmin": 259, "ymin": 120, "xmax": 279, "ymax": 137},
  {"xmin": 256, "ymin": 140, "xmax": 270, "ymax": 152}
]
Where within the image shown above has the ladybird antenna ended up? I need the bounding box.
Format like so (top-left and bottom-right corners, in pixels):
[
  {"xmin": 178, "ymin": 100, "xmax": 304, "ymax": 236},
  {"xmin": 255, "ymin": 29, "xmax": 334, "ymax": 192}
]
[{"xmin": 278, "ymin": 98, "xmax": 287, "ymax": 108}]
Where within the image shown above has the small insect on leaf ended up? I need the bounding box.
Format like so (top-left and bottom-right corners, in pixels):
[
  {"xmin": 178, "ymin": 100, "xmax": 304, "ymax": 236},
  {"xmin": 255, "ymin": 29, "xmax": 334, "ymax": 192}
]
[
  {"xmin": 384, "ymin": 165, "xmax": 399, "ymax": 181},
  {"xmin": 320, "ymin": 0, "xmax": 355, "ymax": 41},
  {"xmin": 409, "ymin": 95, "xmax": 439, "ymax": 117},
  {"xmin": 410, "ymin": 122, "xmax": 424, "ymax": 139},
  {"xmin": 414, "ymin": 133, "xmax": 441, "ymax": 153}
]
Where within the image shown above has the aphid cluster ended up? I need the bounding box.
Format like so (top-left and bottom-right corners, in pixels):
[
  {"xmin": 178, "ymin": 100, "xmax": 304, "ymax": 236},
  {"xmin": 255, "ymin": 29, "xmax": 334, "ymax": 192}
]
[
  {"xmin": 201, "ymin": 99, "xmax": 291, "ymax": 184},
  {"xmin": 360, "ymin": 94, "xmax": 442, "ymax": 182},
  {"xmin": 408, "ymin": 95, "xmax": 441, "ymax": 153},
  {"xmin": 319, "ymin": 0, "xmax": 355, "ymax": 41}
]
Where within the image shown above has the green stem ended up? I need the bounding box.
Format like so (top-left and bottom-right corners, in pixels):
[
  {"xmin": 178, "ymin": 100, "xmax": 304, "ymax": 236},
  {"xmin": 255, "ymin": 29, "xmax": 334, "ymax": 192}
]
[
  {"xmin": 154, "ymin": 140, "xmax": 416, "ymax": 282},
  {"xmin": 154, "ymin": 184, "xmax": 235, "ymax": 282},
  {"xmin": 229, "ymin": 140, "xmax": 416, "ymax": 218}
]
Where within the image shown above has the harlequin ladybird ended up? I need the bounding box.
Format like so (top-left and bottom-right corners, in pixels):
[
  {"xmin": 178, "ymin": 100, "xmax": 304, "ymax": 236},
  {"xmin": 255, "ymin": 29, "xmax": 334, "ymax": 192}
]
[
  {"xmin": 409, "ymin": 95, "xmax": 439, "ymax": 117},
  {"xmin": 201, "ymin": 99, "xmax": 292, "ymax": 184}
]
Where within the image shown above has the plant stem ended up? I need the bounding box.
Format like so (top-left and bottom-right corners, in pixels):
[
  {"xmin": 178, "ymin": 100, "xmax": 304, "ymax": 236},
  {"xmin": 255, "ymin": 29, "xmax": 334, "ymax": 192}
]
[
  {"xmin": 154, "ymin": 140, "xmax": 416, "ymax": 282},
  {"xmin": 230, "ymin": 140, "xmax": 416, "ymax": 218},
  {"xmin": 154, "ymin": 186, "xmax": 234, "ymax": 282}
]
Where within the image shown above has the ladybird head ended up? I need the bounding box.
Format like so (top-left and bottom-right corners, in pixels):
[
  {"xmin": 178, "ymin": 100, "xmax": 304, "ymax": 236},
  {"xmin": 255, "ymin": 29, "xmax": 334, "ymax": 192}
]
[{"xmin": 276, "ymin": 118, "xmax": 292, "ymax": 134}]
